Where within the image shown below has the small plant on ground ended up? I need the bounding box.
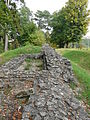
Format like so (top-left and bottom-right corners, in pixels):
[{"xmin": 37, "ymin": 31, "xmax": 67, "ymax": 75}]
[{"xmin": 24, "ymin": 58, "xmax": 43, "ymax": 71}]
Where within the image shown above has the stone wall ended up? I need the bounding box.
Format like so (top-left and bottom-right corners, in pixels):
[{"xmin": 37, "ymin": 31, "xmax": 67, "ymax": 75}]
[
  {"xmin": 0, "ymin": 44, "xmax": 89, "ymax": 120},
  {"xmin": 42, "ymin": 44, "xmax": 74, "ymax": 82}
]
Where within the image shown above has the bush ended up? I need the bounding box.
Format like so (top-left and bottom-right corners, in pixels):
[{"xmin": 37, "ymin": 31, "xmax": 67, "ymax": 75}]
[
  {"xmin": 9, "ymin": 40, "xmax": 20, "ymax": 50},
  {"xmin": 29, "ymin": 30, "xmax": 46, "ymax": 46}
]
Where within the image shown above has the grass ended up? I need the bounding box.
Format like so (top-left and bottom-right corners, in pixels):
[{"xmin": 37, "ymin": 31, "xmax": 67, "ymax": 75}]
[
  {"xmin": 25, "ymin": 58, "xmax": 43, "ymax": 70},
  {"xmin": 60, "ymin": 49, "xmax": 90, "ymax": 73},
  {"xmin": 25, "ymin": 59, "xmax": 32, "ymax": 70},
  {"xmin": 57, "ymin": 48, "xmax": 90, "ymax": 106},
  {"xmin": 0, "ymin": 45, "xmax": 41, "ymax": 66},
  {"xmin": 72, "ymin": 62, "xmax": 90, "ymax": 105}
]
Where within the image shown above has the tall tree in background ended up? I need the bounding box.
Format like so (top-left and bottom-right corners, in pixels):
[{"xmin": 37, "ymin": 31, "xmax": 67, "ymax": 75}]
[
  {"xmin": 65, "ymin": 0, "xmax": 89, "ymax": 46},
  {"xmin": 0, "ymin": 0, "xmax": 12, "ymax": 51},
  {"xmin": 51, "ymin": 0, "xmax": 89, "ymax": 48},
  {"xmin": 34, "ymin": 10, "xmax": 52, "ymax": 44},
  {"xmin": 18, "ymin": 6, "xmax": 37, "ymax": 45},
  {"xmin": 0, "ymin": 0, "xmax": 24, "ymax": 51},
  {"xmin": 34, "ymin": 10, "xmax": 51, "ymax": 31},
  {"xmin": 50, "ymin": 9, "xmax": 68, "ymax": 48}
]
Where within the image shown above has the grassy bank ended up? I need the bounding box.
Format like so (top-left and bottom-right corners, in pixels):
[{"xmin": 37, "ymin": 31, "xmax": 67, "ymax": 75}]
[
  {"xmin": 72, "ymin": 62, "xmax": 90, "ymax": 106},
  {"xmin": 57, "ymin": 49, "xmax": 90, "ymax": 106},
  {"xmin": 0, "ymin": 45, "xmax": 41, "ymax": 65}
]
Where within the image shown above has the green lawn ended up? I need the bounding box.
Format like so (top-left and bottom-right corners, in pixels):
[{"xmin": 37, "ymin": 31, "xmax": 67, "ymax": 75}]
[
  {"xmin": 57, "ymin": 49, "xmax": 90, "ymax": 106},
  {"xmin": 0, "ymin": 45, "xmax": 41, "ymax": 65}
]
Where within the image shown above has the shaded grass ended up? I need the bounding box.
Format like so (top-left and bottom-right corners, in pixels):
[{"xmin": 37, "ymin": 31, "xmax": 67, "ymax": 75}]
[
  {"xmin": 0, "ymin": 45, "xmax": 41, "ymax": 66},
  {"xmin": 72, "ymin": 62, "xmax": 90, "ymax": 106},
  {"xmin": 25, "ymin": 58, "xmax": 43, "ymax": 71},
  {"xmin": 25, "ymin": 59, "xmax": 33, "ymax": 70}
]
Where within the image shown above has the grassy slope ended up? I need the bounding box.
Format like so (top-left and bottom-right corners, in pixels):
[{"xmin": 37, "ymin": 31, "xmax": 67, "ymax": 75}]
[
  {"xmin": 0, "ymin": 45, "xmax": 41, "ymax": 65},
  {"xmin": 57, "ymin": 49, "xmax": 90, "ymax": 106}
]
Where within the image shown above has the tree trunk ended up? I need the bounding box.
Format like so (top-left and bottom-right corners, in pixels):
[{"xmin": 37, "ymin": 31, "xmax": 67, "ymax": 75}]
[
  {"xmin": 72, "ymin": 43, "xmax": 74, "ymax": 48},
  {"xmin": 66, "ymin": 42, "xmax": 69, "ymax": 48},
  {"xmin": 5, "ymin": 33, "xmax": 8, "ymax": 51},
  {"xmin": 59, "ymin": 42, "xmax": 65, "ymax": 48},
  {"xmin": 6, "ymin": 0, "xmax": 10, "ymax": 7},
  {"xmin": 4, "ymin": 0, "xmax": 9, "ymax": 52}
]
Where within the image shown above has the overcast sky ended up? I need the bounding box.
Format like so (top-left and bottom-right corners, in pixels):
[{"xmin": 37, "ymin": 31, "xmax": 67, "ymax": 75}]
[
  {"xmin": 24, "ymin": 0, "xmax": 90, "ymax": 37},
  {"xmin": 25, "ymin": 0, "xmax": 90, "ymax": 13}
]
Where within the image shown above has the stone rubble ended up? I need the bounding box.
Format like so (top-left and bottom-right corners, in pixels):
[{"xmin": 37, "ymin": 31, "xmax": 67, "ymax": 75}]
[{"xmin": 0, "ymin": 44, "xmax": 89, "ymax": 120}]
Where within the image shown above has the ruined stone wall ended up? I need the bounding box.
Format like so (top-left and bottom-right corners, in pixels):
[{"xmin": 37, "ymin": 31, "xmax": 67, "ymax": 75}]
[
  {"xmin": 42, "ymin": 44, "xmax": 74, "ymax": 82},
  {"xmin": 0, "ymin": 45, "xmax": 89, "ymax": 120}
]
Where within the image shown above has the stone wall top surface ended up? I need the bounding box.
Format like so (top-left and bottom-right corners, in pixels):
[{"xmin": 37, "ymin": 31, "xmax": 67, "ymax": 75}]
[{"xmin": 0, "ymin": 44, "xmax": 89, "ymax": 120}]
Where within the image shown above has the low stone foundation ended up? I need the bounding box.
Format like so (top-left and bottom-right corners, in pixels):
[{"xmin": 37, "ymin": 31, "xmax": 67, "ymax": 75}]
[{"xmin": 0, "ymin": 44, "xmax": 89, "ymax": 120}]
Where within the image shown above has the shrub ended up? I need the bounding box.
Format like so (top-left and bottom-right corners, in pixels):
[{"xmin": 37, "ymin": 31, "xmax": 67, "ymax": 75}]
[{"xmin": 29, "ymin": 30, "xmax": 46, "ymax": 46}]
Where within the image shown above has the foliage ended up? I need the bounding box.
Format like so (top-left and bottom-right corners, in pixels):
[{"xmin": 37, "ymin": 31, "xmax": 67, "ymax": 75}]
[
  {"xmin": 34, "ymin": 10, "xmax": 51, "ymax": 44},
  {"xmin": 18, "ymin": 6, "xmax": 37, "ymax": 45},
  {"xmin": 0, "ymin": 2, "xmax": 47, "ymax": 52},
  {"xmin": 29, "ymin": 30, "xmax": 46, "ymax": 46},
  {"xmin": 45, "ymin": 31, "xmax": 51, "ymax": 44},
  {"xmin": 0, "ymin": 0, "xmax": 24, "ymax": 51},
  {"xmin": 9, "ymin": 39, "xmax": 20, "ymax": 50},
  {"xmin": 50, "ymin": 10, "xmax": 68, "ymax": 48},
  {"xmin": 34, "ymin": 10, "xmax": 51, "ymax": 31},
  {"xmin": 0, "ymin": 0, "xmax": 13, "ymax": 34},
  {"xmin": 51, "ymin": 0, "xmax": 89, "ymax": 48}
]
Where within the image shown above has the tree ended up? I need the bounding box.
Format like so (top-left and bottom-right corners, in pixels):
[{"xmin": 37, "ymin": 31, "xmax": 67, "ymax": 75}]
[
  {"xmin": 51, "ymin": 0, "xmax": 89, "ymax": 48},
  {"xmin": 0, "ymin": 0, "xmax": 24, "ymax": 51},
  {"xmin": 29, "ymin": 29, "xmax": 46, "ymax": 46},
  {"xmin": 0, "ymin": 0, "xmax": 14, "ymax": 51},
  {"xmin": 50, "ymin": 10, "xmax": 68, "ymax": 48},
  {"xmin": 18, "ymin": 6, "xmax": 37, "ymax": 45},
  {"xmin": 45, "ymin": 31, "xmax": 51, "ymax": 44},
  {"xmin": 65, "ymin": 0, "xmax": 89, "ymax": 45},
  {"xmin": 34, "ymin": 10, "xmax": 51, "ymax": 31}
]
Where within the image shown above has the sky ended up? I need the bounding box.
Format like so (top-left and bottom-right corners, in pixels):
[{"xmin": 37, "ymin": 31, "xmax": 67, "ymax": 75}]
[
  {"xmin": 24, "ymin": 0, "xmax": 68, "ymax": 13},
  {"xmin": 24, "ymin": 0, "xmax": 90, "ymax": 14},
  {"xmin": 24, "ymin": 0, "xmax": 90, "ymax": 37}
]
